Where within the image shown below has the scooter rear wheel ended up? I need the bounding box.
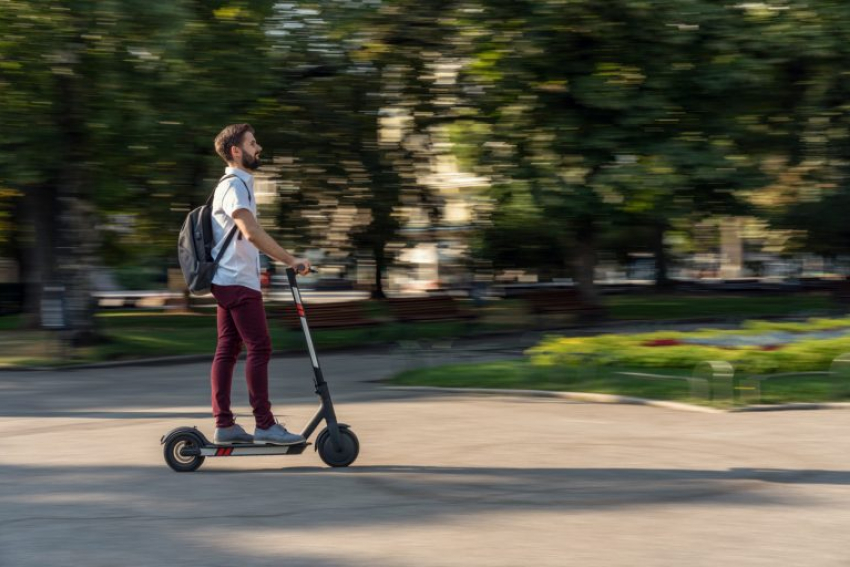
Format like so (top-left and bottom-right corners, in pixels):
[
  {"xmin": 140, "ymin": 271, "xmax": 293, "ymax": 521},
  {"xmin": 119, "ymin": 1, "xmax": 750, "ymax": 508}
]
[
  {"xmin": 317, "ymin": 427, "xmax": 359, "ymax": 468},
  {"xmin": 164, "ymin": 432, "xmax": 205, "ymax": 472}
]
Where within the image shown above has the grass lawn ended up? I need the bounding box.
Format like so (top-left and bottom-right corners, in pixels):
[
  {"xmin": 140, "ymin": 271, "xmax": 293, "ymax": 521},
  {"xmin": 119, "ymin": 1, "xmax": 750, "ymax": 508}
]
[
  {"xmin": 0, "ymin": 314, "xmax": 22, "ymax": 331},
  {"xmin": 603, "ymin": 293, "xmax": 839, "ymax": 321},
  {"xmin": 95, "ymin": 308, "xmax": 491, "ymax": 352},
  {"xmin": 0, "ymin": 292, "xmax": 845, "ymax": 368},
  {"xmin": 0, "ymin": 309, "xmax": 487, "ymax": 367},
  {"xmin": 388, "ymin": 359, "xmax": 850, "ymax": 407},
  {"xmin": 390, "ymin": 361, "xmax": 693, "ymax": 400}
]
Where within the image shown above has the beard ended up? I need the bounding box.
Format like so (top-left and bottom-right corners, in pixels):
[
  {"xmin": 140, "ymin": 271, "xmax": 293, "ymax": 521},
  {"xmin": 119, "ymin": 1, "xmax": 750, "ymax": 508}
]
[{"xmin": 241, "ymin": 152, "xmax": 261, "ymax": 171}]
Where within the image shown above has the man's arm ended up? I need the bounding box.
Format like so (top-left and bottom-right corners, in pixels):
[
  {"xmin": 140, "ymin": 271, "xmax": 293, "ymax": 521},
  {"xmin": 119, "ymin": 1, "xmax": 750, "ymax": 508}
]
[{"xmin": 232, "ymin": 208, "xmax": 310, "ymax": 272}]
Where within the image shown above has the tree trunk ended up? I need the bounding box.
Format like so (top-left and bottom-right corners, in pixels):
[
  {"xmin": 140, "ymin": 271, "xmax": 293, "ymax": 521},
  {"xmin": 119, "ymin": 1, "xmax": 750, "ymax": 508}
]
[
  {"xmin": 573, "ymin": 223, "xmax": 598, "ymax": 307},
  {"xmin": 654, "ymin": 219, "xmax": 671, "ymax": 289},
  {"xmin": 54, "ymin": 71, "xmax": 100, "ymax": 347},
  {"xmin": 372, "ymin": 244, "xmax": 386, "ymax": 299},
  {"xmin": 17, "ymin": 185, "xmax": 58, "ymax": 329},
  {"xmin": 56, "ymin": 191, "xmax": 100, "ymax": 346}
]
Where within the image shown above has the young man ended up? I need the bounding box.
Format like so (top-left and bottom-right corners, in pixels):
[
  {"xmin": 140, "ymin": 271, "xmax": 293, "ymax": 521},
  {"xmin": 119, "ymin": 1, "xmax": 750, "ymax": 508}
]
[{"xmin": 209, "ymin": 123, "xmax": 311, "ymax": 445}]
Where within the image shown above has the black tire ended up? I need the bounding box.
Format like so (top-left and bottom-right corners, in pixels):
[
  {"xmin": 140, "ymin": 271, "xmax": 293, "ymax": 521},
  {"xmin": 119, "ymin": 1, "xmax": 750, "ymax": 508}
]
[
  {"xmin": 317, "ymin": 427, "xmax": 359, "ymax": 468},
  {"xmin": 164, "ymin": 433, "xmax": 205, "ymax": 472}
]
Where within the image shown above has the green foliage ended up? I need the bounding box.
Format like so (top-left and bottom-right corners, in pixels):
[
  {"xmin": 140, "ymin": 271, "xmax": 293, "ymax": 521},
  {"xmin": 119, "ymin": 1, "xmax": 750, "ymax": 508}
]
[
  {"xmin": 458, "ymin": 1, "xmax": 771, "ymax": 267},
  {"xmin": 605, "ymin": 294, "xmax": 837, "ymax": 320},
  {"xmin": 2, "ymin": 0, "xmax": 850, "ymax": 325},
  {"xmin": 771, "ymin": 189, "xmax": 850, "ymax": 258},
  {"xmin": 527, "ymin": 317, "xmax": 850, "ymax": 375},
  {"xmin": 741, "ymin": 318, "xmax": 850, "ymax": 333},
  {"xmin": 264, "ymin": 0, "xmax": 463, "ymax": 296}
]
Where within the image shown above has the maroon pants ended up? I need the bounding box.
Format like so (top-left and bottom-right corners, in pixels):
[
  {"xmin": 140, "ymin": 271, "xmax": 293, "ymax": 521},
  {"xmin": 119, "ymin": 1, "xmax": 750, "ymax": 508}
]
[{"xmin": 210, "ymin": 284, "xmax": 275, "ymax": 429}]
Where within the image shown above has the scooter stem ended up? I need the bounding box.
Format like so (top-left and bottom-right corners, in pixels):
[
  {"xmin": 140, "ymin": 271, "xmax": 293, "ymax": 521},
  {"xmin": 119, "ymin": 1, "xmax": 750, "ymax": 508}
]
[{"xmin": 286, "ymin": 267, "xmax": 342, "ymax": 450}]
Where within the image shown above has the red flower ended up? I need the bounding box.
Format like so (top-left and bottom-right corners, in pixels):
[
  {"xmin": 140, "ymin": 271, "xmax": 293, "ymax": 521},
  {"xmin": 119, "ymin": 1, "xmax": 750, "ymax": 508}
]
[{"xmin": 642, "ymin": 339, "xmax": 683, "ymax": 347}]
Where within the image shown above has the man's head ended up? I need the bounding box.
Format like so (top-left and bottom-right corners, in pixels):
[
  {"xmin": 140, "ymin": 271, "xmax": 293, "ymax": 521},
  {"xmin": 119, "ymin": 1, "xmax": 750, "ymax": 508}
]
[{"xmin": 214, "ymin": 123, "xmax": 263, "ymax": 171}]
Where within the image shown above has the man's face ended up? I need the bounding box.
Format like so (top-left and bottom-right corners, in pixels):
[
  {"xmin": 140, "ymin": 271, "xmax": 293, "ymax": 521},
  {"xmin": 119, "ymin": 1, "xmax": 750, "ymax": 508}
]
[{"xmin": 235, "ymin": 132, "xmax": 262, "ymax": 171}]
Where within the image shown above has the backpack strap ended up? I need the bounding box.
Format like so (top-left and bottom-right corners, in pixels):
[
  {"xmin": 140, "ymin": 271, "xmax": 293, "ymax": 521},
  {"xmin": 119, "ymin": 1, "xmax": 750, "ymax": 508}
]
[
  {"xmin": 209, "ymin": 173, "xmax": 254, "ymax": 243},
  {"xmin": 213, "ymin": 224, "xmax": 239, "ymax": 267},
  {"xmin": 207, "ymin": 174, "xmax": 253, "ymax": 206}
]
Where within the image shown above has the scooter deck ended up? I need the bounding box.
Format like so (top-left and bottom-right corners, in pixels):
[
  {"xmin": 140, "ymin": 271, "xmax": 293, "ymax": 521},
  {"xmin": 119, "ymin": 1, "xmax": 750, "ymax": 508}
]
[{"xmin": 199, "ymin": 443, "xmax": 310, "ymax": 457}]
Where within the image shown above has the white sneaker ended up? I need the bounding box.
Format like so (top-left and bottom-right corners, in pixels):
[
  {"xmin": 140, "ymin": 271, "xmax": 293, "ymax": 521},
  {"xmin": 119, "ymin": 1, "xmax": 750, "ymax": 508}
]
[
  {"xmin": 214, "ymin": 423, "xmax": 254, "ymax": 444},
  {"xmin": 254, "ymin": 423, "xmax": 305, "ymax": 446}
]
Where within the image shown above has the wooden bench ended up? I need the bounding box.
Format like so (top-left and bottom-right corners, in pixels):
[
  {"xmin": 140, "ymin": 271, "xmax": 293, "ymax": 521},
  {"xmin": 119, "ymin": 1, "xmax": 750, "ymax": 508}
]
[
  {"xmin": 267, "ymin": 301, "xmax": 378, "ymax": 330},
  {"xmin": 833, "ymin": 278, "xmax": 850, "ymax": 304},
  {"xmin": 523, "ymin": 289, "xmax": 604, "ymax": 322},
  {"xmin": 386, "ymin": 295, "xmax": 477, "ymax": 323}
]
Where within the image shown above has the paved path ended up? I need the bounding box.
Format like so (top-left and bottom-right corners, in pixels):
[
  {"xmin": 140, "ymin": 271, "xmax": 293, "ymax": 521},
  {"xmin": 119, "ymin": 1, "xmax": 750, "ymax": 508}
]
[{"xmin": 2, "ymin": 343, "xmax": 850, "ymax": 566}]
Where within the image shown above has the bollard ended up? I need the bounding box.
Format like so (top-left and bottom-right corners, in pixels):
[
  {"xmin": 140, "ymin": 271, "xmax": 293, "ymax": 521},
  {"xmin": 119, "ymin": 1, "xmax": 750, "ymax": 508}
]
[
  {"xmin": 40, "ymin": 285, "xmax": 68, "ymax": 359},
  {"xmin": 40, "ymin": 285, "xmax": 67, "ymax": 330},
  {"xmin": 829, "ymin": 353, "xmax": 850, "ymax": 400},
  {"xmin": 734, "ymin": 375, "xmax": 761, "ymax": 405},
  {"xmin": 692, "ymin": 360, "xmax": 734, "ymax": 403}
]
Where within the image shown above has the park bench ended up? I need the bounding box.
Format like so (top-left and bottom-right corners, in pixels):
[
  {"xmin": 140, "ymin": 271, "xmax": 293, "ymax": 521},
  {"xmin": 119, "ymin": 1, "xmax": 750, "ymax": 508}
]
[
  {"xmin": 0, "ymin": 283, "xmax": 23, "ymax": 315},
  {"xmin": 523, "ymin": 288, "xmax": 604, "ymax": 325},
  {"xmin": 386, "ymin": 295, "xmax": 477, "ymax": 323},
  {"xmin": 268, "ymin": 300, "xmax": 379, "ymax": 330},
  {"xmin": 833, "ymin": 278, "xmax": 850, "ymax": 304}
]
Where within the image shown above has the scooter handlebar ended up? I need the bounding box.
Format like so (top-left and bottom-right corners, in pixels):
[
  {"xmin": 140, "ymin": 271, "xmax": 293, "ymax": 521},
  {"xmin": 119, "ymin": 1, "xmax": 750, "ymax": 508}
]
[{"xmin": 288, "ymin": 264, "xmax": 317, "ymax": 277}]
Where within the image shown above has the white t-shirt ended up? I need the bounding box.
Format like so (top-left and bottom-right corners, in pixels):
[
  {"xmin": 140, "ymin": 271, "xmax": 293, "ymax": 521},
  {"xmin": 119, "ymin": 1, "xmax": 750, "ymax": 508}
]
[{"xmin": 211, "ymin": 167, "xmax": 261, "ymax": 291}]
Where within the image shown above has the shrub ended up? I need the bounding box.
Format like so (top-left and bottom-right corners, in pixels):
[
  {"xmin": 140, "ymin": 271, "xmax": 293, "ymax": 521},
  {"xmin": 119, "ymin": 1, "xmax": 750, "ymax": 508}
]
[{"xmin": 526, "ymin": 317, "xmax": 850, "ymax": 375}]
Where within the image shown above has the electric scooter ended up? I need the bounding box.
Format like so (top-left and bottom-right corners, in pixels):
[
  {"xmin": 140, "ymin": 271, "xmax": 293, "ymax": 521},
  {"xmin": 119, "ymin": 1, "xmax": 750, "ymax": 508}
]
[{"xmin": 161, "ymin": 266, "xmax": 359, "ymax": 472}]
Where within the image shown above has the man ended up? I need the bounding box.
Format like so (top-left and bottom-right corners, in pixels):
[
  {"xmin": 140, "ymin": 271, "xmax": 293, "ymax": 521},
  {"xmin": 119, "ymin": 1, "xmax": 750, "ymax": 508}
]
[{"xmin": 209, "ymin": 123, "xmax": 311, "ymax": 446}]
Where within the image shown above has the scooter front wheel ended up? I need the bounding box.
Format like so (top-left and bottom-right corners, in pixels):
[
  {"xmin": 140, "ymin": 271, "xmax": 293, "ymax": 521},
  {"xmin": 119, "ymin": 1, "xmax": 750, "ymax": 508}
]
[
  {"xmin": 317, "ymin": 427, "xmax": 359, "ymax": 468},
  {"xmin": 164, "ymin": 432, "xmax": 205, "ymax": 472}
]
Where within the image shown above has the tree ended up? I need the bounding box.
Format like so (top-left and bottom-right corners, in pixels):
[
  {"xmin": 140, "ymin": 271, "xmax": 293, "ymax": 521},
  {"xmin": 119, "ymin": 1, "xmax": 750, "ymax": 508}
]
[
  {"xmin": 264, "ymin": 0, "xmax": 461, "ymax": 297},
  {"xmin": 0, "ymin": 0, "xmax": 184, "ymax": 339},
  {"xmin": 0, "ymin": 1, "xmax": 280, "ymax": 336},
  {"xmin": 456, "ymin": 0, "xmax": 809, "ymax": 297},
  {"xmin": 754, "ymin": 1, "xmax": 850, "ymax": 261}
]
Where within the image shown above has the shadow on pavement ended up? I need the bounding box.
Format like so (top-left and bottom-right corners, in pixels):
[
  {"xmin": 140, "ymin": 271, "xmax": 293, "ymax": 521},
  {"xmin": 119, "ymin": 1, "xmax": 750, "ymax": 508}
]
[
  {"xmin": 3, "ymin": 463, "xmax": 846, "ymax": 521},
  {"xmin": 3, "ymin": 461, "xmax": 843, "ymax": 565},
  {"xmin": 293, "ymin": 464, "xmax": 850, "ymax": 486}
]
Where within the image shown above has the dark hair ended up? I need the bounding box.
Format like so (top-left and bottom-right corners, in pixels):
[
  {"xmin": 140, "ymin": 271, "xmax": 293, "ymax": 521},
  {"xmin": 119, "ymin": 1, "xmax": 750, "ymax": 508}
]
[{"xmin": 214, "ymin": 123, "xmax": 255, "ymax": 163}]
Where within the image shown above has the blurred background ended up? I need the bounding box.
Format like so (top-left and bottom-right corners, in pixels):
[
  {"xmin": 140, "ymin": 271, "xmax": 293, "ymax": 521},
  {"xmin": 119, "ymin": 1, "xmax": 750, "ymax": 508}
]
[{"xmin": 2, "ymin": 0, "xmax": 850, "ymax": 355}]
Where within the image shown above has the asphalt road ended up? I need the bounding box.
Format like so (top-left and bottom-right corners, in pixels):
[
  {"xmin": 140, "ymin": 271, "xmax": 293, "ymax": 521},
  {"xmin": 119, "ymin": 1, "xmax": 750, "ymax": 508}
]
[{"xmin": 2, "ymin": 342, "xmax": 850, "ymax": 566}]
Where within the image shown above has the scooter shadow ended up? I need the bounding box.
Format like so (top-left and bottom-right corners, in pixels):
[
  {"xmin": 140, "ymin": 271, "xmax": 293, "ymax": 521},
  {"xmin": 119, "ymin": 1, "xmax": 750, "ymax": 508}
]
[{"xmin": 202, "ymin": 464, "xmax": 850, "ymax": 486}]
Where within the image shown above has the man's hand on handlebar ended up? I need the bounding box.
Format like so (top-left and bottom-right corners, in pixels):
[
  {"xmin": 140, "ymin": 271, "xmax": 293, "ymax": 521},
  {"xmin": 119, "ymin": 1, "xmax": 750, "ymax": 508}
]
[{"xmin": 290, "ymin": 258, "xmax": 313, "ymax": 275}]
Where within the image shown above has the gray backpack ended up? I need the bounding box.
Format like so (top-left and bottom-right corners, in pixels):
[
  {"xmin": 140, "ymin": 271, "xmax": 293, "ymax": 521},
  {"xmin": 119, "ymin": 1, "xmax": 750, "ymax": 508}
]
[{"xmin": 177, "ymin": 174, "xmax": 250, "ymax": 295}]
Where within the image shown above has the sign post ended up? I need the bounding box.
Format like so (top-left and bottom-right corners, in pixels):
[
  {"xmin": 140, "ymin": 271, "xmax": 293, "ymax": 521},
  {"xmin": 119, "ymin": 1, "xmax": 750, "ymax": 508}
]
[{"xmin": 41, "ymin": 285, "xmax": 68, "ymax": 359}]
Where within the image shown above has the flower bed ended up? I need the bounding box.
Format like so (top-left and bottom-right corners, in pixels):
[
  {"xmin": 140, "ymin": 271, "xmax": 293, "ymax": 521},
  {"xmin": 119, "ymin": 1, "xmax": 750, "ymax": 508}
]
[{"xmin": 527, "ymin": 317, "xmax": 850, "ymax": 375}]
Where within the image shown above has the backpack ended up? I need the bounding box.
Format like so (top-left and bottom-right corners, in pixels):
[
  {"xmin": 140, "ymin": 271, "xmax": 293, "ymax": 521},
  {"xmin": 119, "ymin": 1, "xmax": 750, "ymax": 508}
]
[{"xmin": 177, "ymin": 174, "xmax": 251, "ymax": 295}]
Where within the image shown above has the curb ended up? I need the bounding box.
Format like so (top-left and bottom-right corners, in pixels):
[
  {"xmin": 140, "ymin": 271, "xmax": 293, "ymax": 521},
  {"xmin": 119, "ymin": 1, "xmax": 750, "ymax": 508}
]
[
  {"xmin": 382, "ymin": 386, "xmax": 725, "ymax": 414},
  {"xmin": 0, "ymin": 343, "xmax": 403, "ymax": 372},
  {"xmin": 384, "ymin": 386, "xmax": 850, "ymax": 414},
  {"xmin": 730, "ymin": 402, "xmax": 850, "ymax": 413}
]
